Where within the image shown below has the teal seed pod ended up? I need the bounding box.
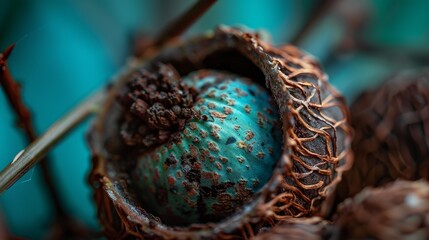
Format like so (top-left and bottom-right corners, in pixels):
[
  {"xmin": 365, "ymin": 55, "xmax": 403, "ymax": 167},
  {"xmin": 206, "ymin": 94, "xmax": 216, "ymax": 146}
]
[
  {"xmin": 88, "ymin": 26, "xmax": 352, "ymax": 239},
  {"xmin": 132, "ymin": 69, "xmax": 281, "ymax": 225}
]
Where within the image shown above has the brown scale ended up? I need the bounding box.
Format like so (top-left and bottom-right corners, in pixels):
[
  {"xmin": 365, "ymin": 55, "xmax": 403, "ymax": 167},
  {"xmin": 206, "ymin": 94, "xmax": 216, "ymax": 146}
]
[
  {"xmin": 245, "ymin": 130, "xmax": 255, "ymax": 140},
  {"xmin": 224, "ymin": 106, "xmax": 233, "ymax": 115}
]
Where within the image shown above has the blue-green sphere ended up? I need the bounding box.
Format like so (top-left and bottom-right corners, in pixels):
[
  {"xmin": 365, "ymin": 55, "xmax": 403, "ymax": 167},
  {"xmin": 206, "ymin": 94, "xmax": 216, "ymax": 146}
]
[{"xmin": 133, "ymin": 70, "xmax": 281, "ymax": 225}]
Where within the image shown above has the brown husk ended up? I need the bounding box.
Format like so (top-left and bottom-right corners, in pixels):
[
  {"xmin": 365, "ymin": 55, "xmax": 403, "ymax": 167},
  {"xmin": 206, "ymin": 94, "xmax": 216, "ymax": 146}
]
[
  {"xmin": 253, "ymin": 217, "xmax": 331, "ymax": 240},
  {"xmin": 88, "ymin": 26, "xmax": 352, "ymax": 239},
  {"xmin": 333, "ymin": 180, "xmax": 429, "ymax": 239},
  {"xmin": 335, "ymin": 70, "xmax": 429, "ymax": 206}
]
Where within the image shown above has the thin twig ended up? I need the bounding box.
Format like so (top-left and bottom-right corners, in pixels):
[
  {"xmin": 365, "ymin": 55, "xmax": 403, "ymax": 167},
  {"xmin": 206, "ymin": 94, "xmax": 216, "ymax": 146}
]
[
  {"xmin": 0, "ymin": 0, "xmax": 217, "ymax": 194},
  {"xmin": 0, "ymin": 45, "xmax": 97, "ymax": 237},
  {"xmin": 291, "ymin": 0, "xmax": 338, "ymax": 45},
  {"xmin": 153, "ymin": 0, "xmax": 216, "ymax": 46},
  {"xmin": 0, "ymin": 44, "xmax": 35, "ymax": 139},
  {"xmin": 139, "ymin": 0, "xmax": 217, "ymax": 57},
  {"xmin": 0, "ymin": 88, "xmax": 104, "ymax": 194},
  {"xmin": 0, "ymin": 45, "xmax": 62, "ymax": 211}
]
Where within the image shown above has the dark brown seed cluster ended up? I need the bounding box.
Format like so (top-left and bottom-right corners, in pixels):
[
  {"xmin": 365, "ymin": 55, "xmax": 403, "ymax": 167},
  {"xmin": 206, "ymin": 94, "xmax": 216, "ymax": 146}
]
[
  {"xmin": 336, "ymin": 71, "xmax": 429, "ymax": 204},
  {"xmin": 117, "ymin": 63, "xmax": 198, "ymax": 149},
  {"xmin": 333, "ymin": 180, "xmax": 429, "ymax": 239}
]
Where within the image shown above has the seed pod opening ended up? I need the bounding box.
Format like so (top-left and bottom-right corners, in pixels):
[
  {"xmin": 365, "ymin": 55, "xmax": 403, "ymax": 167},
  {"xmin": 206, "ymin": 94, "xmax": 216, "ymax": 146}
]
[{"xmin": 88, "ymin": 26, "xmax": 352, "ymax": 239}]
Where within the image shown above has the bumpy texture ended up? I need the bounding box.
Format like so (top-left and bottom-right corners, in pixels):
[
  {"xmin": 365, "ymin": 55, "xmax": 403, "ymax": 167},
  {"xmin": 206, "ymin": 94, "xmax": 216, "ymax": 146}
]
[
  {"xmin": 333, "ymin": 180, "xmax": 429, "ymax": 239},
  {"xmin": 88, "ymin": 26, "xmax": 352, "ymax": 239},
  {"xmin": 118, "ymin": 64, "xmax": 199, "ymax": 149},
  {"xmin": 132, "ymin": 70, "xmax": 281, "ymax": 225},
  {"xmin": 254, "ymin": 217, "xmax": 330, "ymax": 240},
  {"xmin": 336, "ymin": 71, "xmax": 429, "ymax": 204}
]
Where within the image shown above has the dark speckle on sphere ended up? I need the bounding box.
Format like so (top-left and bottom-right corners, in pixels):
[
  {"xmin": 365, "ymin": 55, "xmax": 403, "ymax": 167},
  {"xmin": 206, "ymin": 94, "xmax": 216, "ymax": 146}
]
[{"xmin": 133, "ymin": 70, "xmax": 282, "ymax": 226}]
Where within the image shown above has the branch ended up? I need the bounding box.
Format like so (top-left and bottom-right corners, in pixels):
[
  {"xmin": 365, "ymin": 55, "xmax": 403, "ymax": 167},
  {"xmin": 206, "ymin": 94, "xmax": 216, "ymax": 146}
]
[
  {"xmin": 0, "ymin": 44, "xmax": 36, "ymax": 139},
  {"xmin": 0, "ymin": 87, "xmax": 104, "ymax": 194},
  {"xmin": 0, "ymin": 0, "xmax": 218, "ymax": 194},
  {"xmin": 139, "ymin": 0, "xmax": 217, "ymax": 57},
  {"xmin": 291, "ymin": 0, "xmax": 338, "ymax": 45},
  {"xmin": 0, "ymin": 45, "xmax": 98, "ymax": 237}
]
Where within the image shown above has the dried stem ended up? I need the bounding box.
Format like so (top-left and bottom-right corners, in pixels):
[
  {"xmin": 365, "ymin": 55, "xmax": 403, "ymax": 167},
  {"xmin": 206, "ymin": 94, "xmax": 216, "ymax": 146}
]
[
  {"xmin": 139, "ymin": 0, "xmax": 217, "ymax": 57},
  {"xmin": 0, "ymin": 45, "xmax": 97, "ymax": 237},
  {"xmin": 0, "ymin": 1, "xmax": 218, "ymax": 235},
  {"xmin": 0, "ymin": 45, "xmax": 60, "ymax": 209},
  {"xmin": 0, "ymin": 0, "xmax": 217, "ymax": 192},
  {"xmin": 0, "ymin": 44, "xmax": 34, "ymax": 138},
  {"xmin": 0, "ymin": 87, "xmax": 104, "ymax": 194}
]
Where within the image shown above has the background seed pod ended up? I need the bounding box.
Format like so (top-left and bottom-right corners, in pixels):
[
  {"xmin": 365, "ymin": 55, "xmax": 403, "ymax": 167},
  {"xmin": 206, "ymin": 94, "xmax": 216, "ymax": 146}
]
[
  {"xmin": 88, "ymin": 26, "xmax": 352, "ymax": 239},
  {"xmin": 335, "ymin": 70, "xmax": 429, "ymax": 205},
  {"xmin": 332, "ymin": 180, "xmax": 429, "ymax": 240},
  {"xmin": 254, "ymin": 217, "xmax": 331, "ymax": 240}
]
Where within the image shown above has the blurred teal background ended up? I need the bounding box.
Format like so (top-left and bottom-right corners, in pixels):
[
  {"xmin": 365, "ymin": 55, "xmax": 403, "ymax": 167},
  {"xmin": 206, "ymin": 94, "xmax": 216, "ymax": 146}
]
[{"xmin": 1, "ymin": 0, "xmax": 429, "ymax": 238}]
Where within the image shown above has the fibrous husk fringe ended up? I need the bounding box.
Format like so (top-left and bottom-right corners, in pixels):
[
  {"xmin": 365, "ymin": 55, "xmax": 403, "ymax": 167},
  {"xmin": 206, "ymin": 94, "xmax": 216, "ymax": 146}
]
[{"xmin": 88, "ymin": 26, "xmax": 352, "ymax": 239}]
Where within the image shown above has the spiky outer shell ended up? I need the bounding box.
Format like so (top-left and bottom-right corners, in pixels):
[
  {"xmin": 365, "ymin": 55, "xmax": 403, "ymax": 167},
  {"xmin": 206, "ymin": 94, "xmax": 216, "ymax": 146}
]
[
  {"xmin": 134, "ymin": 70, "xmax": 281, "ymax": 225},
  {"xmin": 335, "ymin": 71, "xmax": 429, "ymax": 205},
  {"xmin": 333, "ymin": 180, "xmax": 429, "ymax": 239},
  {"xmin": 88, "ymin": 26, "xmax": 352, "ymax": 239}
]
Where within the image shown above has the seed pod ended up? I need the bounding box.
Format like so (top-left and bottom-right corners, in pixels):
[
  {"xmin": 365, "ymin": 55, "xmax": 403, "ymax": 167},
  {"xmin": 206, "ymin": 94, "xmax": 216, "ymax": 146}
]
[
  {"xmin": 88, "ymin": 26, "xmax": 352, "ymax": 239},
  {"xmin": 336, "ymin": 71, "xmax": 429, "ymax": 203},
  {"xmin": 254, "ymin": 217, "xmax": 331, "ymax": 240},
  {"xmin": 126, "ymin": 68, "xmax": 282, "ymax": 226},
  {"xmin": 333, "ymin": 180, "xmax": 429, "ymax": 239}
]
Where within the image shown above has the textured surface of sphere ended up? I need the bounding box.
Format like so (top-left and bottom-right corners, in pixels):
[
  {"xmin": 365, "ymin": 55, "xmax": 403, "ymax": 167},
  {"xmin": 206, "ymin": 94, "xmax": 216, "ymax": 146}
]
[
  {"xmin": 334, "ymin": 180, "xmax": 429, "ymax": 239},
  {"xmin": 133, "ymin": 70, "xmax": 281, "ymax": 225},
  {"xmin": 336, "ymin": 71, "xmax": 429, "ymax": 203}
]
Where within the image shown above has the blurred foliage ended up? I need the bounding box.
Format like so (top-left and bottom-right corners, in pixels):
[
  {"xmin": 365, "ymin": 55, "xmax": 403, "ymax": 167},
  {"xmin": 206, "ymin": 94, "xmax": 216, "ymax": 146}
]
[{"xmin": 1, "ymin": 0, "xmax": 429, "ymax": 238}]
